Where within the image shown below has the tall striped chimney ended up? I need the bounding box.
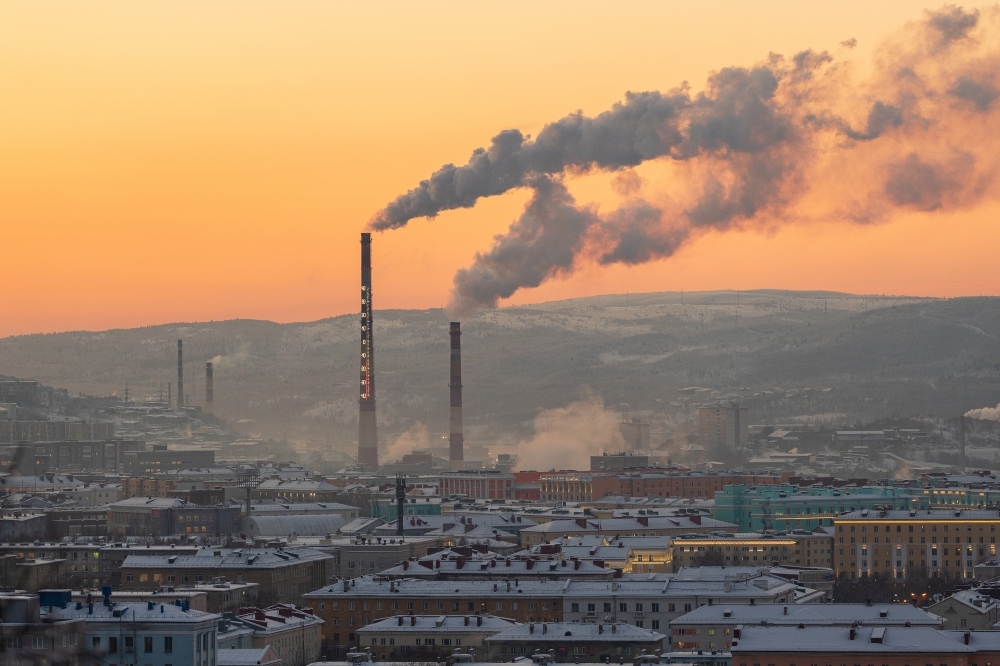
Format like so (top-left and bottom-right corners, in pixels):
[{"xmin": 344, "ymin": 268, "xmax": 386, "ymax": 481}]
[
  {"xmin": 205, "ymin": 362, "xmax": 214, "ymax": 415},
  {"xmin": 357, "ymin": 233, "xmax": 379, "ymax": 470},
  {"xmin": 176, "ymin": 340, "xmax": 184, "ymax": 410},
  {"xmin": 449, "ymin": 322, "xmax": 464, "ymax": 470}
]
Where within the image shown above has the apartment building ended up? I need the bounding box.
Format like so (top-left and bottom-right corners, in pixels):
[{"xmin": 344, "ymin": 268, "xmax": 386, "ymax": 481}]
[
  {"xmin": 44, "ymin": 598, "xmax": 221, "ymax": 666},
  {"xmin": 670, "ymin": 529, "xmax": 834, "ymax": 570},
  {"xmin": 107, "ymin": 497, "xmax": 242, "ymax": 537},
  {"xmin": 226, "ymin": 604, "xmax": 324, "ymax": 666},
  {"xmin": 303, "ymin": 577, "xmax": 568, "ymax": 648},
  {"xmin": 669, "ymin": 603, "xmax": 942, "ymax": 652},
  {"xmin": 438, "ymin": 471, "xmax": 515, "ymax": 500},
  {"xmin": 731, "ymin": 625, "xmax": 998, "ymax": 666},
  {"xmin": 119, "ymin": 547, "xmax": 333, "ymax": 605},
  {"xmin": 485, "ymin": 622, "xmax": 666, "ymax": 663},
  {"xmin": 358, "ymin": 614, "xmax": 515, "ymax": 662},
  {"xmin": 122, "ymin": 477, "xmax": 178, "ymax": 499},
  {"xmin": 520, "ymin": 515, "xmax": 736, "ymax": 547},
  {"xmin": 832, "ymin": 508, "xmax": 1000, "ymax": 580}
]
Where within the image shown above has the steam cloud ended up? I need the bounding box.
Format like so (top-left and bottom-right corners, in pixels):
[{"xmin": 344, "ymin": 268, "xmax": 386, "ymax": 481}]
[
  {"xmin": 515, "ymin": 391, "xmax": 626, "ymax": 471},
  {"xmin": 384, "ymin": 421, "xmax": 431, "ymax": 462},
  {"xmin": 966, "ymin": 404, "xmax": 1000, "ymax": 421},
  {"xmin": 369, "ymin": 6, "xmax": 1000, "ymax": 315}
]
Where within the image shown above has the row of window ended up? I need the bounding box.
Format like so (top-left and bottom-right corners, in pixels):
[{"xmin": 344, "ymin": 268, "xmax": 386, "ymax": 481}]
[
  {"xmin": 320, "ymin": 600, "xmax": 557, "ymax": 612},
  {"xmin": 92, "ymin": 635, "xmax": 169, "ymax": 654},
  {"xmin": 840, "ymin": 535, "xmax": 996, "ymax": 544},
  {"xmin": 839, "ymin": 523, "xmax": 997, "ymax": 533}
]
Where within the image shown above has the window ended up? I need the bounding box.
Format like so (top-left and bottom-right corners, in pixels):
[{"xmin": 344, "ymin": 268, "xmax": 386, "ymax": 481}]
[
  {"xmin": 34, "ymin": 637, "xmax": 47, "ymax": 649},
  {"xmin": 109, "ymin": 637, "xmax": 118, "ymax": 654},
  {"xmin": 619, "ymin": 603, "xmax": 627, "ymax": 612},
  {"xmin": 93, "ymin": 637, "xmax": 101, "ymax": 650},
  {"xmin": 144, "ymin": 637, "xmax": 153, "ymax": 653},
  {"xmin": 125, "ymin": 637, "xmax": 134, "ymax": 654},
  {"xmin": 651, "ymin": 603, "xmax": 659, "ymax": 612},
  {"xmin": 604, "ymin": 603, "xmax": 612, "ymax": 613},
  {"xmin": 572, "ymin": 603, "xmax": 580, "ymax": 613},
  {"xmin": 164, "ymin": 637, "xmax": 173, "ymax": 653},
  {"xmin": 126, "ymin": 574, "xmax": 134, "ymax": 582}
]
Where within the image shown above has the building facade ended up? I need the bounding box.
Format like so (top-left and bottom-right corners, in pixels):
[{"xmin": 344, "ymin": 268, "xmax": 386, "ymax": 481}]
[{"xmin": 832, "ymin": 509, "xmax": 1000, "ymax": 580}]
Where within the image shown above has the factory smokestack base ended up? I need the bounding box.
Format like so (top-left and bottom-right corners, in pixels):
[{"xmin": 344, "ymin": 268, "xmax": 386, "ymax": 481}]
[
  {"xmin": 357, "ymin": 233, "xmax": 379, "ymax": 470},
  {"xmin": 176, "ymin": 340, "xmax": 184, "ymax": 411},
  {"xmin": 449, "ymin": 322, "xmax": 464, "ymax": 470},
  {"xmin": 205, "ymin": 362, "xmax": 214, "ymax": 415}
]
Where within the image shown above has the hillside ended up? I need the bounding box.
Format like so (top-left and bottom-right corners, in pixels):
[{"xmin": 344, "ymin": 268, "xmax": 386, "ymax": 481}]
[{"xmin": 2, "ymin": 290, "xmax": 999, "ymax": 455}]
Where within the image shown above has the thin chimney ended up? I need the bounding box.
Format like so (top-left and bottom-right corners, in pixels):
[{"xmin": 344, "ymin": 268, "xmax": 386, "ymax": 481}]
[
  {"xmin": 176, "ymin": 340, "xmax": 184, "ymax": 410},
  {"xmin": 357, "ymin": 233, "xmax": 379, "ymax": 470},
  {"xmin": 205, "ymin": 362, "xmax": 214, "ymax": 415},
  {"xmin": 449, "ymin": 322, "xmax": 464, "ymax": 470},
  {"xmin": 960, "ymin": 414, "xmax": 967, "ymax": 472}
]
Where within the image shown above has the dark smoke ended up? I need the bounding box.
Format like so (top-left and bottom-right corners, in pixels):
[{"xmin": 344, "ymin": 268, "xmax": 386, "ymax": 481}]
[{"xmin": 369, "ymin": 5, "xmax": 1000, "ymax": 316}]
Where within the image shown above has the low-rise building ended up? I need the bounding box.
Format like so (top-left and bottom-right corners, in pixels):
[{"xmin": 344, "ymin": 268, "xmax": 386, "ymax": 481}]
[
  {"xmin": 520, "ymin": 515, "xmax": 736, "ymax": 547},
  {"xmin": 304, "ymin": 576, "xmax": 568, "ymax": 649},
  {"xmin": 120, "ymin": 547, "xmax": 333, "ymax": 606},
  {"xmin": 107, "ymin": 497, "xmax": 242, "ymax": 537},
  {"xmin": 2, "ymin": 591, "xmax": 85, "ymax": 666},
  {"xmin": 485, "ymin": 621, "xmax": 666, "ymax": 663},
  {"xmin": 669, "ymin": 602, "xmax": 943, "ymax": 652},
  {"xmin": 253, "ymin": 480, "xmax": 341, "ymax": 503},
  {"xmin": 378, "ymin": 550, "xmax": 614, "ymax": 581},
  {"xmin": 561, "ymin": 569, "xmax": 823, "ymax": 631},
  {"xmin": 731, "ymin": 625, "xmax": 979, "ymax": 666},
  {"xmin": 437, "ymin": 471, "xmax": 514, "ymax": 500},
  {"xmin": 44, "ymin": 596, "xmax": 222, "ymax": 666},
  {"xmin": 226, "ymin": 604, "xmax": 324, "ymax": 666},
  {"xmin": 358, "ymin": 614, "xmax": 515, "ymax": 662},
  {"xmin": 927, "ymin": 588, "xmax": 1000, "ymax": 630},
  {"xmin": 0, "ymin": 512, "xmax": 48, "ymax": 541}
]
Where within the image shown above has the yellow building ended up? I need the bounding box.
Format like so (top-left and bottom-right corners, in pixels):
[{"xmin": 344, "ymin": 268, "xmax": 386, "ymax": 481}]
[
  {"xmin": 670, "ymin": 530, "xmax": 833, "ymax": 571},
  {"xmin": 832, "ymin": 509, "xmax": 1000, "ymax": 580}
]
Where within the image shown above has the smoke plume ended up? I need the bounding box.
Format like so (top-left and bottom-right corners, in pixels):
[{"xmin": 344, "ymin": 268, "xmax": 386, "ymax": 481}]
[
  {"xmin": 384, "ymin": 421, "xmax": 431, "ymax": 462},
  {"xmin": 515, "ymin": 391, "xmax": 626, "ymax": 471},
  {"xmin": 370, "ymin": 6, "xmax": 1000, "ymax": 315},
  {"xmin": 965, "ymin": 403, "xmax": 1000, "ymax": 421}
]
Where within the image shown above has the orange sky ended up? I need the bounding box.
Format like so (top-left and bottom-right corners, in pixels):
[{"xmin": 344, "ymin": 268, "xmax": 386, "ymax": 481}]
[{"xmin": 1, "ymin": 1, "xmax": 998, "ymax": 337}]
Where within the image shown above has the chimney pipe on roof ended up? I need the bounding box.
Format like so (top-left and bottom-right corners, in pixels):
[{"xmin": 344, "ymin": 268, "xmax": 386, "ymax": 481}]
[
  {"xmin": 176, "ymin": 340, "xmax": 184, "ymax": 410},
  {"xmin": 205, "ymin": 362, "xmax": 214, "ymax": 415},
  {"xmin": 449, "ymin": 322, "xmax": 464, "ymax": 470},
  {"xmin": 357, "ymin": 232, "xmax": 379, "ymax": 470}
]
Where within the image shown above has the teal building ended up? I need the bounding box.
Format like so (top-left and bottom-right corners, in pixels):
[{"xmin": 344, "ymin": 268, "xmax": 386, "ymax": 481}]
[{"xmin": 372, "ymin": 497, "xmax": 442, "ymax": 521}]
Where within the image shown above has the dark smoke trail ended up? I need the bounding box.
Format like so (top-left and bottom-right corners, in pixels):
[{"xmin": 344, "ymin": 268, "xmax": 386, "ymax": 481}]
[{"xmin": 369, "ymin": 5, "xmax": 1000, "ymax": 316}]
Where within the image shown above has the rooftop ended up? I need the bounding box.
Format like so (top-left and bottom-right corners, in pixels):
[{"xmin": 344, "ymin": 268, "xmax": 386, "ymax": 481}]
[
  {"xmin": 486, "ymin": 622, "xmax": 665, "ymax": 643},
  {"xmin": 45, "ymin": 601, "xmax": 220, "ymax": 624},
  {"xmin": 121, "ymin": 547, "xmax": 333, "ymax": 569},
  {"xmin": 671, "ymin": 603, "xmax": 942, "ymax": 626},
  {"xmin": 358, "ymin": 614, "xmax": 516, "ymax": 633},
  {"xmin": 733, "ymin": 626, "xmax": 972, "ymax": 653}
]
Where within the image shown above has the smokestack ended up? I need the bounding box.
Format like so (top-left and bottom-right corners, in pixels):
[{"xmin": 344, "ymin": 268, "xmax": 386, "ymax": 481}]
[
  {"xmin": 358, "ymin": 233, "xmax": 379, "ymax": 470},
  {"xmin": 167, "ymin": 382, "xmax": 171, "ymax": 410},
  {"xmin": 396, "ymin": 474, "xmax": 406, "ymax": 536},
  {"xmin": 449, "ymin": 322, "xmax": 464, "ymax": 470},
  {"xmin": 176, "ymin": 340, "xmax": 184, "ymax": 410},
  {"xmin": 205, "ymin": 362, "xmax": 214, "ymax": 415},
  {"xmin": 960, "ymin": 414, "xmax": 966, "ymax": 473}
]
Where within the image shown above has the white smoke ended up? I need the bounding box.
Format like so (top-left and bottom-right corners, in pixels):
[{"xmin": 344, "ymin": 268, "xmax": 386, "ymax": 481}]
[
  {"xmin": 516, "ymin": 391, "xmax": 626, "ymax": 471},
  {"xmin": 384, "ymin": 421, "xmax": 431, "ymax": 463},
  {"xmin": 966, "ymin": 404, "xmax": 1000, "ymax": 421}
]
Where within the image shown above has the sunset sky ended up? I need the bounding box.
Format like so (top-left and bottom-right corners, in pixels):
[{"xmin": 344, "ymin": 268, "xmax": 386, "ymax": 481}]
[{"xmin": 2, "ymin": 1, "xmax": 998, "ymax": 337}]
